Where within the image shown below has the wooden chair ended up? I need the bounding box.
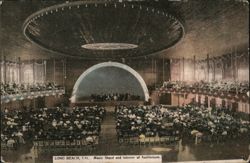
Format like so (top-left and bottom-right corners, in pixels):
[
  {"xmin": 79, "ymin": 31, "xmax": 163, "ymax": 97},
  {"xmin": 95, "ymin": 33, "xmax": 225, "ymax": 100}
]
[
  {"xmin": 44, "ymin": 140, "xmax": 50, "ymax": 147},
  {"xmin": 139, "ymin": 138, "xmax": 145, "ymax": 146},
  {"xmin": 38, "ymin": 140, "xmax": 44, "ymax": 147},
  {"xmin": 154, "ymin": 137, "xmax": 160, "ymax": 145},
  {"xmin": 55, "ymin": 140, "xmax": 61, "ymax": 147}
]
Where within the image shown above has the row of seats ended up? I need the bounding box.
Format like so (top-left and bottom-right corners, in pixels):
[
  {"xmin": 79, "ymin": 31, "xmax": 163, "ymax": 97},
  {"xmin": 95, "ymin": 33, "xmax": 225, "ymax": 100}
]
[
  {"xmin": 33, "ymin": 136, "xmax": 99, "ymax": 148},
  {"xmin": 118, "ymin": 136, "xmax": 179, "ymax": 145},
  {"xmin": 1, "ymin": 106, "xmax": 106, "ymax": 149},
  {"xmin": 115, "ymin": 104, "xmax": 250, "ymax": 144},
  {"xmin": 115, "ymin": 105, "xmax": 180, "ymax": 145}
]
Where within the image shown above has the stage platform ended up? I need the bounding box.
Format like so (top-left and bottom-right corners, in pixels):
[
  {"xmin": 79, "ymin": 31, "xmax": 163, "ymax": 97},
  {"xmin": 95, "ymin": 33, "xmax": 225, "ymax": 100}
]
[{"xmin": 70, "ymin": 100, "xmax": 145, "ymax": 107}]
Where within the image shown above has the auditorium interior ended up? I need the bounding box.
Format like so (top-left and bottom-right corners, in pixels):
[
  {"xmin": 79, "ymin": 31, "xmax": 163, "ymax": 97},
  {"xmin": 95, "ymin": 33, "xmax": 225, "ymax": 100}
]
[{"xmin": 0, "ymin": 0, "xmax": 249, "ymax": 163}]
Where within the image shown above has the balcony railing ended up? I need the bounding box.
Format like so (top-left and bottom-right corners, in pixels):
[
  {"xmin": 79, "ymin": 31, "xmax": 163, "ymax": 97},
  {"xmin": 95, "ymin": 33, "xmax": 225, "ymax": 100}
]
[{"xmin": 1, "ymin": 86, "xmax": 65, "ymax": 104}]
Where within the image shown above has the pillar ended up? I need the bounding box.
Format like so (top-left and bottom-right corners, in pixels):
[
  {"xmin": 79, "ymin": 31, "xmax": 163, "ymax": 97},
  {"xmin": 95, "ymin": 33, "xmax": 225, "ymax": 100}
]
[
  {"xmin": 53, "ymin": 59, "xmax": 56, "ymax": 84},
  {"xmin": 213, "ymin": 59, "xmax": 216, "ymax": 81},
  {"xmin": 207, "ymin": 54, "xmax": 210, "ymax": 82},
  {"xmin": 162, "ymin": 58, "xmax": 165, "ymax": 82},
  {"xmin": 193, "ymin": 55, "xmax": 196, "ymax": 81},
  {"xmin": 182, "ymin": 57, "xmax": 184, "ymax": 81},
  {"xmin": 179, "ymin": 59, "xmax": 181, "ymax": 81},
  {"xmin": 207, "ymin": 96, "xmax": 211, "ymax": 107},
  {"xmin": 32, "ymin": 59, "xmax": 35, "ymax": 84},
  {"xmin": 18, "ymin": 57, "xmax": 21, "ymax": 84},
  {"xmin": 4, "ymin": 56, "xmax": 6, "ymax": 84},
  {"xmin": 44, "ymin": 60, "xmax": 47, "ymax": 83}
]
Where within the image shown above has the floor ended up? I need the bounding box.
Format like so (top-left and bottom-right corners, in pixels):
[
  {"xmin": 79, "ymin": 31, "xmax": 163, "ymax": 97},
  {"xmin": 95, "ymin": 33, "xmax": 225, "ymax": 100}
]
[{"xmin": 1, "ymin": 108, "xmax": 250, "ymax": 163}]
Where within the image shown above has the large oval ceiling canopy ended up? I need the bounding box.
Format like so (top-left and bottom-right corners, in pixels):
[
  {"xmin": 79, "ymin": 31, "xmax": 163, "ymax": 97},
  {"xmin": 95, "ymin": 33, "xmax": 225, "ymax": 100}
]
[
  {"xmin": 23, "ymin": 1, "xmax": 185, "ymax": 59},
  {"xmin": 82, "ymin": 43, "xmax": 138, "ymax": 50}
]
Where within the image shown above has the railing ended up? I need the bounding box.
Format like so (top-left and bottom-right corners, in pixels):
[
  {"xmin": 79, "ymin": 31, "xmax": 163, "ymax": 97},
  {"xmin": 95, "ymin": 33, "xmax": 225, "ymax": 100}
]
[
  {"xmin": 118, "ymin": 136, "xmax": 180, "ymax": 146},
  {"xmin": 1, "ymin": 137, "xmax": 99, "ymax": 151},
  {"xmin": 33, "ymin": 137, "xmax": 99, "ymax": 149},
  {"xmin": 1, "ymin": 87, "xmax": 65, "ymax": 103},
  {"xmin": 158, "ymin": 85, "xmax": 249, "ymax": 102}
]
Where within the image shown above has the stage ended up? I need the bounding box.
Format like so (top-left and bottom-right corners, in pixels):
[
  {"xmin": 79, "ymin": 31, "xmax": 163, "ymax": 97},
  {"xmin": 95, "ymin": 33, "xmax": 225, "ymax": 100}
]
[{"xmin": 70, "ymin": 100, "xmax": 146, "ymax": 108}]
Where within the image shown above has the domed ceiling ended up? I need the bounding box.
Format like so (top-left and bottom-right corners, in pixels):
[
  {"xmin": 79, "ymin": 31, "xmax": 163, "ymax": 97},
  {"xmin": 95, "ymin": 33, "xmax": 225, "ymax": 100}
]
[
  {"xmin": 22, "ymin": 1, "xmax": 185, "ymax": 59},
  {"xmin": 1, "ymin": 0, "xmax": 248, "ymax": 60}
]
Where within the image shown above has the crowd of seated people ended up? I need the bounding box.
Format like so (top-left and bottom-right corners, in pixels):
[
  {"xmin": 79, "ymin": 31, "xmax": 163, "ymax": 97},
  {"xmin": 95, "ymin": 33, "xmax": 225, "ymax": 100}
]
[
  {"xmin": 115, "ymin": 105, "xmax": 180, "ymax": 142},
  {"xmin": 115, "ymin": 104, "xmax": 250, "ymax": 143},
  {"xmin": 1, "ymin": 106, "xmax": 106, "ymax": 149},
  {"xmin": 161, "ymin": 80, "xmax": 249, "ymax": 97},
  {"xmin": 1, "ymin": 82, "xmax": 63, "ymax": 95},
  {"xmin": 90, "ymin": 93, "xmax": 140, "ymax": 102},
  {"xmin": 168, "ymin": 105, "xmax": 249, "ymax": 141}
]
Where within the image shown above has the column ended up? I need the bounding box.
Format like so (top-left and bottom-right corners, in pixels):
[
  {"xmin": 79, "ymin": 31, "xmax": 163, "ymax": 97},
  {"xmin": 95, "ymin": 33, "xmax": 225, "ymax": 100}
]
[
  {"xmin": 53, "ymin": 59, "xmax": 56, "ymax": 84},
  {"xmin": 151, "ymin": 58, "xmax": 154, "ymax": 86},
  {"xmin": 162, "ymin": 58, "xmax": 165, "ymax": 82},
  {"xmin": 62, "ymin": 59, "xmax": 65, "ymax": 87},
  {"xmin": 224, "ymin": 99, "xmax": 227, "ymax": 109},
  {"xmin": 231, "ymin": 52, "xmax": 235, "ymax": 81},
  {"xmin": 221, "ymin": 58, "xmax": 224, "ymax": 80},
  {"xmin": 44, "ymin": 60, "xmax": 47, "ymax": 83},
  {"xmin": 235, "ymin": 49, "xmax": 238, "ymax": 81},
  {"xmin": 193, "ymin": 55, "xmax": 196, "ymax": 81},
  {"xmin": 0, "ymin": 55, "xmax": 2, "ymax": 83},
  {"xmin": 213, "ymin": 59, "xmax": 216, "ymax": 81},
  {"xmin": 207, "ymin": 96, "xmax": 211, "ymax": 107},
  {"xmin": 32, "ymin": 60, "xmax": 35, "ymax": 84},
  {"xmin": 195, "ymin": 94, "xmax": 199, "ymax": 103},
  {"xmin": 177, "ymin": 94, "xmax": 180, "ymax": 106},
  {"xmin": 207, "ymin": 54, "xmax": 210, "ymax": 82},
  {"xmin": 227, "ymin": 100, "xmax": 232, "ymax": 110},
  {"xmin": 18, "ymin": 57, "xmax": 21, "ymax": 84},
  {"xmin": 179, "ymin": 59, "xmax": 181, "ymax": 81},
  {"xmin": 155, "ymin": 59, "xmax": 157, "ymax": 89},
  {"xmin": 182, "ymin": 57, "xmax": 184, "ymax": 81},
  {"xmin": 213, "ymin": 98, "xmax": 216, "ymax": 108},
  {"xmin": 246, "ymin": 103, "xmax": 249, "ymax": 114},
  {"xmin": 4, "ymin": 56, "xmax": 6, "ymax": 84}
]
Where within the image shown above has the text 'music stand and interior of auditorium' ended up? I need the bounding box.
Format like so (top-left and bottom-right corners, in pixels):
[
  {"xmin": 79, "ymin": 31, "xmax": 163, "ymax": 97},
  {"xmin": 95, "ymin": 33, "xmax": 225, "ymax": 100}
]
[{"xmin": 0, "ymin": 0, "xmax": 249, "ymax": 163}]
